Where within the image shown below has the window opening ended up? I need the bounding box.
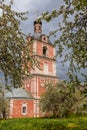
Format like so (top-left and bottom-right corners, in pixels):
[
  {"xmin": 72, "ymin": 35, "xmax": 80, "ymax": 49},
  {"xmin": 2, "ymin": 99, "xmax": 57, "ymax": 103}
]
[
  {"xmin": 23, "ymin": 106, "xmax": 26, "ymax": 113},
  {"xmin": 43, "ymin": 46, "xmax": 47, "ymax": 56},
  {"xmin": 43, "ymin": 37, "xmax": 46, "ymax": 41},
  {"xmin": 22, "ymin": 102, "xmax": 27, "ymax": 115}
]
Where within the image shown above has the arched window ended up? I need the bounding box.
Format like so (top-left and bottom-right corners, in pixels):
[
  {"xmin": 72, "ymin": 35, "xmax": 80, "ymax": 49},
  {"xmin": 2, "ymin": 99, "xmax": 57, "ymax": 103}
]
[
  {"xmin": 43, "ymin": 46, "xmax": 47, "ymax": 56},
  {"xmin": 22, "ymin": 102, "xmax": 27, "ymax": 115}
]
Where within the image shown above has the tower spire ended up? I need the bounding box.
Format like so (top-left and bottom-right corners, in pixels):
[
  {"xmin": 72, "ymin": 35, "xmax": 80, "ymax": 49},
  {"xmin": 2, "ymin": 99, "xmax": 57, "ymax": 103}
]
[{"xmin": 34, "ymin": 19, "xmax": 42, "ymax": 33}]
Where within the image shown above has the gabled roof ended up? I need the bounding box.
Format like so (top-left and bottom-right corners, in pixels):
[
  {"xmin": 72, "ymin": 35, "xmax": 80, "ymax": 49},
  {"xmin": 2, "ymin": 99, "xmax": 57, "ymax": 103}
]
[{"xmin": 5, "ymin": 88, "xmax": 33, "ymax": 99}]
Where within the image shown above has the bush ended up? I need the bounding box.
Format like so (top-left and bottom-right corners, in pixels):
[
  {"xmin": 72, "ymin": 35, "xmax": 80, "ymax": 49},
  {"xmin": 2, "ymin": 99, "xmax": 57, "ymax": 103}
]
[{"xmin": 40, "ymin": 82, "xmax": 87, "ymax": 118}]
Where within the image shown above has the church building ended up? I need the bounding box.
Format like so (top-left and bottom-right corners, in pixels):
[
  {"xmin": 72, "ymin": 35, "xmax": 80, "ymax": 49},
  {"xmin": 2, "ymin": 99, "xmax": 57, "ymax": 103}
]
[{"xmin": 5, "ymin": 20, "xmax": 58, "ymax": 118}]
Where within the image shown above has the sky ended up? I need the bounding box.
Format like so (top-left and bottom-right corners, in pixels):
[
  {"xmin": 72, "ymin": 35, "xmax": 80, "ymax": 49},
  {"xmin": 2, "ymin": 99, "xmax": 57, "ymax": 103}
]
[{"xmin": 0, "ymin": 0, "xmax": 70, "ymax": 80}]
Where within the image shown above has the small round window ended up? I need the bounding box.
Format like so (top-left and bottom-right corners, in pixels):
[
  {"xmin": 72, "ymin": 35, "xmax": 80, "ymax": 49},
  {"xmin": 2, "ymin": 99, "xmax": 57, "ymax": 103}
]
[{"xmin": 42, "ymin": 36, "xmax": 47, "ymax": 42}]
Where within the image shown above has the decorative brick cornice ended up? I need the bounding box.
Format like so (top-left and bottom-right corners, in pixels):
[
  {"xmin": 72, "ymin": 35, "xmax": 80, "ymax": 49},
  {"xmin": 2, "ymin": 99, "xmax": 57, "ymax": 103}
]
[
  {"xmin": 32, "ymin": 54, "xmax": 56, "ymax": 61},
  {"xmin": 30, "ymin": 73, "xmax": 58, "ymax": 79}
]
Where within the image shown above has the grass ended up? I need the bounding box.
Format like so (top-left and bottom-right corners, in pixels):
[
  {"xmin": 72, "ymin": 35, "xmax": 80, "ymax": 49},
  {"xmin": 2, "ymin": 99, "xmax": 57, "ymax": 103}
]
[{"xmin": 0, "ymin": 116, "xmax": 87, "ymax": 130}]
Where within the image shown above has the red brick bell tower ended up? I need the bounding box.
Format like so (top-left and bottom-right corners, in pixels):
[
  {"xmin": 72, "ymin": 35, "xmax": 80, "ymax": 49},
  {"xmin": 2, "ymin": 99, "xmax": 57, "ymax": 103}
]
[{"xmin": 24, "ymin": 20, "xmax": 58, "ymax": 117}]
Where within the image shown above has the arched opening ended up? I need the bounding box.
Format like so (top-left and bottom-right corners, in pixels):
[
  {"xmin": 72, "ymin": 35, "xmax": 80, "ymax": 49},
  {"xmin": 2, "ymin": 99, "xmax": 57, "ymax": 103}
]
[{"xmin": 43, "ymin": 46, "xmax": 47, "ymax": 56}]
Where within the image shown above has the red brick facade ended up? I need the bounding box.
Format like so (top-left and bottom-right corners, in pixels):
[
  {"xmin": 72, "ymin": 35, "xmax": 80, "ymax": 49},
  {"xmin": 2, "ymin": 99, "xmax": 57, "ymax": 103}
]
[
  {"xmin": 8, "ymin": 20, "xmax": 58, "ymax": 118},
  {"xmin": 9, "ymin": 99, "xmax": 34, "ymax": 118}
]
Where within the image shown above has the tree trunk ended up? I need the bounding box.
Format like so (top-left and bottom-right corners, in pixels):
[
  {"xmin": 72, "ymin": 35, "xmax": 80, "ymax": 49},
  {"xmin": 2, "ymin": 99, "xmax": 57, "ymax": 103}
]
[
  {"xmin": 53, "ymin": 109, "xmax": 57, "ymax": 118},
  {"xmin": 3, "ymin": 110, "xmax": 6, "ymax": 119}
]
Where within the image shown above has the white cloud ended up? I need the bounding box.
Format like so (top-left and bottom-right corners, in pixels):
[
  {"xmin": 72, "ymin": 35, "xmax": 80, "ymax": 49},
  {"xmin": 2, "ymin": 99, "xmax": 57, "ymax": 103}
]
[
  {"xmin": 12, "ymin": 0, "xmax": 31, "ymax": 12},
  {"xmin": 12, "ymin": 0, "xmax": 55, "ymax": 12}
]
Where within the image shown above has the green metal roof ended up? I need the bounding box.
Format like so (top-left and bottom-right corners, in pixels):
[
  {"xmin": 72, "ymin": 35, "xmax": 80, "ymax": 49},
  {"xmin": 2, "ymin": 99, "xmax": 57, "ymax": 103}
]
[{"xmin": 5, "ymin": 88, "xmax": 33, "ymax": 99}]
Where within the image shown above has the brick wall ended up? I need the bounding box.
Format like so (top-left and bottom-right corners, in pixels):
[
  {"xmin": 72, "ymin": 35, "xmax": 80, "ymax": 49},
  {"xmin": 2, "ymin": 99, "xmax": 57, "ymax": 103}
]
[{"xmin": 10, "ymin": 99, "xmax": 34, "ymax": 118}]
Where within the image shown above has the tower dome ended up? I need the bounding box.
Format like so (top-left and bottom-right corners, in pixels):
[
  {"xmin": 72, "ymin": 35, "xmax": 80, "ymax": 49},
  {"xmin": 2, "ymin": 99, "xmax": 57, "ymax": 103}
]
[{"xmin": 34, "ymin": 19, "xmax": 42, "ymax": 33}]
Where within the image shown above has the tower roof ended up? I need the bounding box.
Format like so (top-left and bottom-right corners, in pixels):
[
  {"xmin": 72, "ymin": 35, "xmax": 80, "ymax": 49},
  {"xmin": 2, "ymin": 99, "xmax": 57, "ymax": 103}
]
[
  {"xmin": 34, "ymin": 20, "xmax": 42, "ymax": 26},
  {"xmin": 34, "ymin": 19, "xmax": 42, "ymax": 34}
]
